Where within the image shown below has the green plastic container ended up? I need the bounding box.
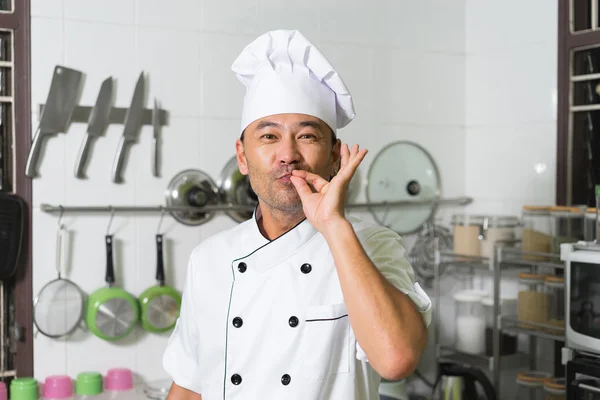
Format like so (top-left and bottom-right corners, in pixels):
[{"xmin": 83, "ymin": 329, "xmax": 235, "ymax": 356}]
[{"xmin": 10, "ymin": 377, "xmax": 39, "ymax": 400}]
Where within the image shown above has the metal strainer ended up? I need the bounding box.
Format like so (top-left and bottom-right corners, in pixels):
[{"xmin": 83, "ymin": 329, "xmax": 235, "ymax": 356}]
[{"xmin": 33, "ymin": 224, "xmax": 85, "ymax": 339}]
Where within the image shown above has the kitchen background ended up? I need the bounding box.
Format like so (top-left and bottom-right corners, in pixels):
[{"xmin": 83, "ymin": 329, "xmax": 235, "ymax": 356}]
[{"xmin": 28, "ymin": 0, "xmax": 558, "ymax": 397}]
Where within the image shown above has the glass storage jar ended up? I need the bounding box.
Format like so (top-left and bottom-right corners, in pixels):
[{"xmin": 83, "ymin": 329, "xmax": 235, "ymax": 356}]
[
  {"xmin": 479, "ymin": 215, "xmax": 520, "ymax": 259},
  {"xmin": 518, "ymin": 273, "xmax": 550, "ymax": 330},
  {"xmin": 451, "ymin": 214, "xmax": 484, "ymax": 257},
  {"xmin": 550, "ymin": 206, "xmax": 586, "ymax": 253},
  {"xmin": 585, "ymin": 208, "xmax": 598, "ymax": 242},
  {"xmin": 543, "ymin": 377, "xmax": 566, "ymax": 400},
  {"xmin": 522, "ymin": 206, "xmax": 553, "ymax": 260},
  {"xmin": 481, "ymin": 295, "xmax": 518, "ymax": 356},
  {"xmin": 544, "ymin": 275, "xmax": 565, "ymax": 335},
  {"xmin": 453, "ymin": 289, "xmax": 486, "ymax": 355},
  {"xmin": 516, "ymin": 371, "xmax": 552, "ymax": 400}
]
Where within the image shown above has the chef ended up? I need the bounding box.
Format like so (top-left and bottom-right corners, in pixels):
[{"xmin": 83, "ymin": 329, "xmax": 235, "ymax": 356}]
[{"xmin": 163, "ymin": 29, "xmax": 432, "ymax": 400}]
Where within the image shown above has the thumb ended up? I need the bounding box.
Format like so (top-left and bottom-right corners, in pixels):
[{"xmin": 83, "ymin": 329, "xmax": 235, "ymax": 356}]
[{"xmin": 289, "ymin": 176, "xmax": 313, "ymax": 200}]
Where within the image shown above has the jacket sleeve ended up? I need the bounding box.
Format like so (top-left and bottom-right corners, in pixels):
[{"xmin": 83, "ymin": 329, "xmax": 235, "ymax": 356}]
[
  {"xmin": 162, "ymin": 252, "xmax": 203, "ymax": 394},
  {"xmin": 355, "ymin": 225, "xmax": 432, "ymax": 361}
]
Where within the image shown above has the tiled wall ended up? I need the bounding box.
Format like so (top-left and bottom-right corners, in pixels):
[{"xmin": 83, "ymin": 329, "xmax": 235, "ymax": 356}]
[
  {"xmin": 465, "ymin": 0, "xmax": 558, "ymax": 215},
  {"xmin": 30, "ymin": 0, "xmax": 467, "ymax": 383}
]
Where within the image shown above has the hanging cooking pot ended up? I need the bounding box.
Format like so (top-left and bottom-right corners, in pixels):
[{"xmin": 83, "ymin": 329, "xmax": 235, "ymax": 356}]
[
  {"xmin": 85, "ymin": 235, "xmax": 140, "ymax": 341},
  {"xmin": 217, "ymin": 156, "xmax": 258, "ymax": 223},
  {"xmin": 165, "ymin": 169, "xmax": 220, "ymax": 226},
  {"xmin": 138, "ymin": 234, "xmax": 181, "ymax": 333}
]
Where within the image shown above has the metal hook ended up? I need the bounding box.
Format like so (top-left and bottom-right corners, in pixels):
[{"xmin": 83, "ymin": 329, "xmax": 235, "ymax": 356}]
[
  {"xmin": 57, "ymin": 206, "xmax": 64, "ymax": 228},
  {"xmin": 106, "ymin": 206, "xmax": 115, "ymax": 235},
  {"xmin": 157, "ymin": 206, "xmax": 165, "ymax": 234}
]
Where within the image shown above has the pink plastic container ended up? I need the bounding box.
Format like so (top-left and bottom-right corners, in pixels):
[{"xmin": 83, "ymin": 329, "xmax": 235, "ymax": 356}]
[
  {"xmin": 42, "ymin": 375, "xmax": 73, "ymax": 399},
  {"xmin": 105, "ymin": 368, "xmax": 133, "ymax": 391},
  {"xmin": 0, "ymin": 381, "xmax": 7, "ymax": 400}
]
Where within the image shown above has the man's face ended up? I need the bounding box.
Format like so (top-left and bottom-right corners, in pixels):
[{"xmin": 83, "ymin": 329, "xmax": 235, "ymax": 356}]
[{"xmin": 235, "ymin": 113, "xmax": 340, "ymax": 212}]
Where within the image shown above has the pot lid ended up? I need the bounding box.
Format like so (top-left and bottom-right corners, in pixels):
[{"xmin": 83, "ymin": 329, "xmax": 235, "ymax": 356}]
[
  {"xmin": 165, "ymin": 169, "xmax": 220, "ymax": 226},
  {"xmin": 217, "ymin": 156, "xmax": 258, "ymax": 223},
  {"xmin": 366, "ymin": 141, "xmax": 441, "ymax": 234}
]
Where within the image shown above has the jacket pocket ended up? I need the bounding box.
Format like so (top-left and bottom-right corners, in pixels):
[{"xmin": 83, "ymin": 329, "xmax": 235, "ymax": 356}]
[{"xmin": 301, "ymin": 303, "xmax": 351, "ymax": 380}]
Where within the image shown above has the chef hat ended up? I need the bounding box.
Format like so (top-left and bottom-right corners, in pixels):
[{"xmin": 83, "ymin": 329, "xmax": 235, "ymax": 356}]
[{"xmin": 231, "ymin": 30, "xmax": 356, "ymax": 134}]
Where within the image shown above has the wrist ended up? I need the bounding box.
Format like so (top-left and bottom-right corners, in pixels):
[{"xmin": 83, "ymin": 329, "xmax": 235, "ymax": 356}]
[{"xmin": 320, "ymin": 217, "xmax": 352, "ymax": 240}]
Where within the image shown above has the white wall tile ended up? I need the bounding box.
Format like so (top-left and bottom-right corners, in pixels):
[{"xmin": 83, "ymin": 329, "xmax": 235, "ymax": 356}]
[
  {"xmin": 375, "ymin": 0, "xmax": 465, "ymax": 53},
  {"xmin": 64, "ymin": 0, "xmax": 135, "ymax": 24},
  {"xmin": 374, "ymin": 50, "xmax": 466, "ymax": 125},
  {"xmin": 135, "ymin": 0, "xmax": 202, "ymax": 30},
  {"xmin": 31, "ymin": 18, "xmax": 64, "ymax": 109},
  {"xmin": 201, "ymin": 0, "xmax": 260, "ymax": 35},
  {"xmin": 31, "ymin": 0, "xmax": 63, "ymax": 19},
  {"xmin": 466, "ymin": 0, "xmax": 558, "ymax": 53},
  {"xmin": 318, "ymin": 43, "xmax": 374, "ymax": 125},
  {"xmin": 258, "ymin": 0, "xmax": 320, "ymax": 41},
  {"xmin": 137, "ymin": 28, "xmax": 202, "ymax": 117},
  {"xmin": 199, "ymin": 33, "xmax": 254, "ymax": 119},
  {"xmin": 63, "ymin": 21, "xmax": 137, "ymax": 106},
  {"xmin": 465, "ymin": 123, "xmax": 556, "ymax": 204},
  {"xmin": 466, "ymin": 42, "xmax": 557, "ymax": 126},
  {"xmin": 132, "ymin": 117, "xmax": 203, "ymax": 204},
  {"xmin": 318, "ymin": 0, "xmax": 376, "ymax": 46}
]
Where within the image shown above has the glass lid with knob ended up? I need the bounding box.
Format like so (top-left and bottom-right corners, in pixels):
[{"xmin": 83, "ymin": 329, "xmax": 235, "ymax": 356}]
[{"xmin": 366, "ymin": 141, "xmax": 441, "ymax": 234}]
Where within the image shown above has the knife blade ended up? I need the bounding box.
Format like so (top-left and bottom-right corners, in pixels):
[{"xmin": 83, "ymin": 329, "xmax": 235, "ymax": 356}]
[
  {"xmin": 112, "ymin": 72, "xmax": 145, "ymax": 183},
  {"xmin": 151, "ymin": 98, "xmax": 160, "ymax": 177},
  {"xmin": 74, "ymin": 77, "xmax": 113, "ymax": 179}
]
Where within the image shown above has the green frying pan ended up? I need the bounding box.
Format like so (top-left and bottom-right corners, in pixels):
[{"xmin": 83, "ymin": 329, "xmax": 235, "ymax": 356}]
[
  {"xmin": 139, "ymin": 234, "xmax": 181, "ymax": 333},
  {"xmin": 85, "ymin": 235, "xmax": 140, "ymax": 341}
]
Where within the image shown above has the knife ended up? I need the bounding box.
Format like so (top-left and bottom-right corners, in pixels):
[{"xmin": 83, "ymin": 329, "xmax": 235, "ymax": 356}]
[
  {"xmin": 74, "ymin": 77, "xmax": 113, "ymax": 179},
  {"xmin": 151, "ymin": 98, "xmax": 160, "ymax": 177},
  {"xmin": 112, "ymin": 72, "xmax": 145, "ymax": 183}
]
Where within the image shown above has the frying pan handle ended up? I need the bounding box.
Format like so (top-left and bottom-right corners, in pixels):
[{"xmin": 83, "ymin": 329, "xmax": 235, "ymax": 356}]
[
  {"xmin": 105, "ymin": 235, "xmax": 115, "ymax": 285},
  {"xmin": 156, "ymin": 234, "xmax": 165, "ymax": 284}
]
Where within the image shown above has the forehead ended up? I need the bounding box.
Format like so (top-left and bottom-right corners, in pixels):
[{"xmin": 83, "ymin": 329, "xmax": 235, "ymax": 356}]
[{"xmin": 247, "ymin": 113, "xmax": 329, "ymax": 131}]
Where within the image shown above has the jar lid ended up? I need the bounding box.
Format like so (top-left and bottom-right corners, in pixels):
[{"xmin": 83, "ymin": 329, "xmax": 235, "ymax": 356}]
[
  {"xmin": 481, "ymin": 295, "xmax": 517, "ymax": 307},
  {"xmin": 144, "ymin": 379, "xmax": 172, "ymax": 400},
  {"xmin": 518, "ymin": 272, "xmax": 545, "ymax": 283},
  {"xmin": 453, "ymin": 289, "xmax": 487, "ymax": 303},
  {"xmin": 516, "ymin": 371, "xmax": 552, "ymax": 387},
  {"xmin": 480, "ymin": 215, "xmax": 520, "ymax": 228},
  {"xmin": 586, "ymin": 208, "xmax": 599, "ymax": 218},
  {"xmin": 451, "ymin": 214, "xmax": 485, "ymax": 226},
  {"xmin": 523, "ymin": 205, "xmax": 553, "ymax": 212},
  {"xmin": 544, "ymin": 275, "xmax": 565, "ymax": 287},
  {"xmin": 543, "ymin": 377, "xmax": 566, "ymax": 394},
  {"xmin": 549, "ymin": 205, "xmax": 586, "ymax": 216}
]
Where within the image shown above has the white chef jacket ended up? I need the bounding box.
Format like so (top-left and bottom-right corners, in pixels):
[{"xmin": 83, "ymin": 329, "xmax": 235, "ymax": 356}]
[{"xmin": 163, "ymin": 210, "xmax": 432, "ymax": 400}]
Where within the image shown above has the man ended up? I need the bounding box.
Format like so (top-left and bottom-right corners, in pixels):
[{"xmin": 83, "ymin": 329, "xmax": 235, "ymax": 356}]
[{"xmin": 163, "ymin": 29, "xmax": 432, "ymax": 400}]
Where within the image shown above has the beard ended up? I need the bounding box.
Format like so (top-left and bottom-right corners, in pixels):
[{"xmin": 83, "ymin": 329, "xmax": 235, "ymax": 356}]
[{"xmin": 246, "ymin": 164, "xmax": 311, "ymax": 212}]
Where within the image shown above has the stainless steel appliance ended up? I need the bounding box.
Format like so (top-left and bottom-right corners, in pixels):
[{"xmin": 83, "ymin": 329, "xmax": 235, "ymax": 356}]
[{"xmin": 561, "ymin": 242, "xmax": 600, "ymax": 354}]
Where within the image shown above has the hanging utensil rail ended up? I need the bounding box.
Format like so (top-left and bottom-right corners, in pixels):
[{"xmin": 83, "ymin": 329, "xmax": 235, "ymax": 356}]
[{"xmin": 39, "ymin": 196, "xmax": 473, "ymax": 215}]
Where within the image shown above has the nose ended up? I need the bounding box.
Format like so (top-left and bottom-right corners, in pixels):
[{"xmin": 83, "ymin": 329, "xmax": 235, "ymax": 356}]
[{"xmin": 278, "ymin": 137, "xmax": 300, "ymax": 165}]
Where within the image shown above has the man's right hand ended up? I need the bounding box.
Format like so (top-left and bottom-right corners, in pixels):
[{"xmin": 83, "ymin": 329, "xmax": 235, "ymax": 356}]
[{"xmin": 166, "ymin": 382, "xmax": 202, "ymax": 400}]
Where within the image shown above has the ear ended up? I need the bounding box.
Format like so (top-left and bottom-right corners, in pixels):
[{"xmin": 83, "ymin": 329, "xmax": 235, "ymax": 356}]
[
  {"xmin": 331, "ymin": 138, "xmax": 342, "ymax": 175},
  {"xmin": 236, "ymin": 139, "xmax": 248, "ymax": 175}
]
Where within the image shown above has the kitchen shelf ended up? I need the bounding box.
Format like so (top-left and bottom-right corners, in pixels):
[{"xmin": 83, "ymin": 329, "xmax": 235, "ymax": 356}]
[
  {"xmin": 501, "ymin": 316, "xmax": 565, "ymax": 342},
  {"xmin": 498, "ymin": 247, "xmax": 564, "ymax": 270},
  {"xmin": 433, "ymin": 242, "xmax": 568, "ymax": 398},
  {"xmin": 438, "ymin": 251, "xmax": 490, "ymax": 270},
  {"xmin": 438, "ymin": 345, "xmax": 528, "ymax": 371}
]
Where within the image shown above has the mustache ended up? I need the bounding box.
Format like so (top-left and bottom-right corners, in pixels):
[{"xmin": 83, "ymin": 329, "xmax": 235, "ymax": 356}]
[{"xmin": 271, "ymin": 165, "xmax": 309, "ymax": 178}]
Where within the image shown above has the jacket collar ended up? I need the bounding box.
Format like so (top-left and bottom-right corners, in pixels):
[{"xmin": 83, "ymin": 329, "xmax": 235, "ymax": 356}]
[{"xmin": 234, "ymin": 205, "xmax": 319, "ymax": 272}]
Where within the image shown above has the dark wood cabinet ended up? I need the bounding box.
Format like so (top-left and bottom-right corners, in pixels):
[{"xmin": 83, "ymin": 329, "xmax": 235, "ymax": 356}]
[
  {"xmin": 557, "ymin": 0, "xmax": 600, "ymax": 206},
  {"xmin": 0, "ymin": 0, "xmax": 33, "ymax": 378}
]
